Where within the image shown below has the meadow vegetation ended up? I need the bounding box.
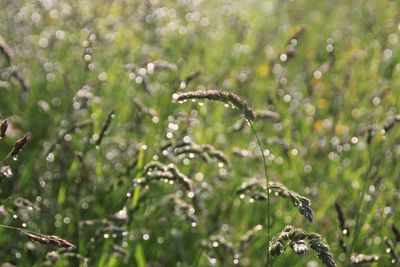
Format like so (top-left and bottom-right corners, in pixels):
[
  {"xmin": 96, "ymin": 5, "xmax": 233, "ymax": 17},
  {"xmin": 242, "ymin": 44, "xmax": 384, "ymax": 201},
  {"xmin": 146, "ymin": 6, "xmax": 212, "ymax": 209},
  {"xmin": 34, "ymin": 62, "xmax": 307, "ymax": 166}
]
[{"xmin": 0, "ymin": 0, "xmax": 399, "ymax": 266}]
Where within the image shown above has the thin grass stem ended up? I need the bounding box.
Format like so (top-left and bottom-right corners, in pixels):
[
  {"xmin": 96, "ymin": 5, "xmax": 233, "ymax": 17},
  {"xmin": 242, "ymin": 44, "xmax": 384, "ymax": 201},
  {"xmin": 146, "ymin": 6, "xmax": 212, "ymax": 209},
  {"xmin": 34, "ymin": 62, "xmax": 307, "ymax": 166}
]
[{"xmin": 249, "ymin": 120, "xmax": 271, "ymax": 267}]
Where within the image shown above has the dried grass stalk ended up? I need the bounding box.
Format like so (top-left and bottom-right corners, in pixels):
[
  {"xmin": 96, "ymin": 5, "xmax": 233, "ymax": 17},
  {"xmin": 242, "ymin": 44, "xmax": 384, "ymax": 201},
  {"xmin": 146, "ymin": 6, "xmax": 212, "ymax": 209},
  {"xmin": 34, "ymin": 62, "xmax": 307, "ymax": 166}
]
[
  {"xmin": 26, "ymin": 232, "xmax": 76, "ymax": 250},
  {"xmin": 173, "ymin": 89, "xmax": 254, "ymax": 121}
]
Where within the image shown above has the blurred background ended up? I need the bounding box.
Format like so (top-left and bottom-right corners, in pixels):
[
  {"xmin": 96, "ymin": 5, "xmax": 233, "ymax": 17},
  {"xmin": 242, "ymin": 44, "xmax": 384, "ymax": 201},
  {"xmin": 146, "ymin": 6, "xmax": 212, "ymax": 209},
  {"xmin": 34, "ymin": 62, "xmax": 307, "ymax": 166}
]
[{"xmin": 0, "ymin": 0, "xmax": 399, "ymax": 266}]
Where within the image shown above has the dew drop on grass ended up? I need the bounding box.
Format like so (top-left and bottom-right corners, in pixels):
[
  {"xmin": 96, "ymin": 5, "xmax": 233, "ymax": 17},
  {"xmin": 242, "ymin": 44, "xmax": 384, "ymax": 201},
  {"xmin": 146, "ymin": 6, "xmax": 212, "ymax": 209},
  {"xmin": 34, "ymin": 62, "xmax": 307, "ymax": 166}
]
[
  {"xmin": 46, "ymin": 153, "xmax": 54, "ymax": 162},
  {"xmin": 12, "ymin": 155, "xmax": 18, "ymax": 161},
  {"xmin": 209, "ymin": 258, "xmax": 217, "ymax": 265}
]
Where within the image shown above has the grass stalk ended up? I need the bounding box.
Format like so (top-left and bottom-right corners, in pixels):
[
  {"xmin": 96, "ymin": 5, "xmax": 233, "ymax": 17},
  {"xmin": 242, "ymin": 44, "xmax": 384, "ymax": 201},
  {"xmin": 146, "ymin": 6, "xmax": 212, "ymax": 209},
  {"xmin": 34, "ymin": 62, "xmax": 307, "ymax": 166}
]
[
  {"xmin": 249, "ymin": 120, "xmax": 271, "ymax": 267},
  {"xmin": 346, "ymin": 149, "xmax": 373, "ymax": 262}
]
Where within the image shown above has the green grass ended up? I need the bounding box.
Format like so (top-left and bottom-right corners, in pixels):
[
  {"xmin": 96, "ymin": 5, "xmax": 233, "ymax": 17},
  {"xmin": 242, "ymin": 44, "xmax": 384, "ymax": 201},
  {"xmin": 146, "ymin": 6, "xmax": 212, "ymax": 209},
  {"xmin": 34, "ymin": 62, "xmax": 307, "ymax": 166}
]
[{"xmin": 0, "ymin": 0, "xmax": 399, "ymax": 266}]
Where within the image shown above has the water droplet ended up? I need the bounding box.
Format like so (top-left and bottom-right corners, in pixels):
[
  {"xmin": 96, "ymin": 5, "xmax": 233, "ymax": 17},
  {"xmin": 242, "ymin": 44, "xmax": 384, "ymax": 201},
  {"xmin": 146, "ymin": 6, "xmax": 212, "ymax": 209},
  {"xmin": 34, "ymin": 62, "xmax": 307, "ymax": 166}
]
[
  {"xmin": 12, "ymin": 155, "xmax": 18, "ymax": 161},
  {"xmin": 46, "ymin": 153, "xmax": 54, "ymax": 162}
]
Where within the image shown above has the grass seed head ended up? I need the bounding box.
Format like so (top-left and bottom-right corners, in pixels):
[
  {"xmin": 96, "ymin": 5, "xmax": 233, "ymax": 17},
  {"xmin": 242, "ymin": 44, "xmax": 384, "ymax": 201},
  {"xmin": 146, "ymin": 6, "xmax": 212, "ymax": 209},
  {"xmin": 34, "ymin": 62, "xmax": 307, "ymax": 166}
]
[
  {"xmin": 0, "ymin": 119, "xmax": 8, "ymax": 137},
  {"xmin": 173, "ymin": 89, "xmax": 255, "ymax": 121},
  {"xmin": 307, "ymin": 233, "xmax": 336, "ymax": 267},
  {"xmin": 10, "ymin": 133, "xmax": 31, "ymax": 158},
  {"xmin": 270, "ymin": 226, "xmax": 336, "ymax": 267},
  {"xmin": 26, "ymin": 232, "xmax": 76, "ymax": 250}
]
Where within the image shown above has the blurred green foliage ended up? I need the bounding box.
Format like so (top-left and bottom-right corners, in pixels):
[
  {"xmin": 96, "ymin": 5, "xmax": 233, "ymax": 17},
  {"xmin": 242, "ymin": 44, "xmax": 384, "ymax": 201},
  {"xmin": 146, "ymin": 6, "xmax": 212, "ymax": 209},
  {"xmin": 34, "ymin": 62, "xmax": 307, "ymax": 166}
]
[{"xmin": 0, "ymin": 0, "xmax": 399, "ymax": 266}]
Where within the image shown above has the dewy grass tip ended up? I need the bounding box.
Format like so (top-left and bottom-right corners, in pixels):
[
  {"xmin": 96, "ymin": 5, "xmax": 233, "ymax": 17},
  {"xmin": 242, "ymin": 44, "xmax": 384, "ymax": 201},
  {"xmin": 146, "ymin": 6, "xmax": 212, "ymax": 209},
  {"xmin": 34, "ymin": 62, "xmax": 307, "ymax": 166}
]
[{"xmin": 172, "ymin": 89, "xmax": 255, "ymax": 121}]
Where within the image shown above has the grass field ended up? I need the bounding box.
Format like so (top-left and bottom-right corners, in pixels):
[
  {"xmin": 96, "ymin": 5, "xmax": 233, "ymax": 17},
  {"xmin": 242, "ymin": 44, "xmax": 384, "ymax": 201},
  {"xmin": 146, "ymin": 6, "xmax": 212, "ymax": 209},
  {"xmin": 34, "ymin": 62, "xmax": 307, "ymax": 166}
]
[{"xmin": 0, "ymin": 0, "xmax": 399, "ymax": 266}]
